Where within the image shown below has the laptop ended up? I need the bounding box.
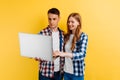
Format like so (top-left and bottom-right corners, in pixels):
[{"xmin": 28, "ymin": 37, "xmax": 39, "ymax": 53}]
[{"xmin": 18, "ymin": 32, "xmax": 53, "ymax": 61}]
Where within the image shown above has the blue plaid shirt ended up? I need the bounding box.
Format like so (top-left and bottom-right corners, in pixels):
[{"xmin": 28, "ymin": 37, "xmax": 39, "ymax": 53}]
[
  {"xmin": 38, "ymin": 26, "xmax": 65, "ymax": 78},
  {"xmin": 71, "ymin": 32, "xmax": 88, "ymax": 76}
]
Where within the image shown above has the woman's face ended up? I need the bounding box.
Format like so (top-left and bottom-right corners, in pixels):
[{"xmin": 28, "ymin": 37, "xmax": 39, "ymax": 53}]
[{"xmin": 67, "ymin": 17, "xmax": 79, "ymax": 31}]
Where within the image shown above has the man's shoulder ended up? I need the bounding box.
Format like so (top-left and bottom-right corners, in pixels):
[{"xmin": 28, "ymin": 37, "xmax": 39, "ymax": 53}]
[
  {"xmin": 41, "ymin": 26, "xmax": 49, "ymax": 31},
  {"xmin": 38, "ymin": 27, "xmax": 50, "ymax": 34},
  {"xmin": 58, "ymin": 28, "xmax": 65, "ymax": 35}
]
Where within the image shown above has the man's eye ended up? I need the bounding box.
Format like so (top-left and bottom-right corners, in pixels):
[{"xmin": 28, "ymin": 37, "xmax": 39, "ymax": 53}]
[
  {"xmin": 49, "ymin": 18, "xmax": 51, "ymax": 20},
  {"xmin": 53, "ymin": 18, "xmax": 56, "ymax": 20}
]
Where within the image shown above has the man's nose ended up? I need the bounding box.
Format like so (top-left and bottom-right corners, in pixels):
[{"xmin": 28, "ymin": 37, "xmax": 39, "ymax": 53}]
[{"xmin": 50, "ymin": 20, "xmax": 54, "ymax": 24}]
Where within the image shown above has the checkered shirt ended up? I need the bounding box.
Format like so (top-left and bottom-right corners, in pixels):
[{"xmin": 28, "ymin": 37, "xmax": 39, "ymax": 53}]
[
  {"xmin": 72, "ymin": 32, "xmax": 88, "ymax": 76},
  {"xmin": 38, "ymin": 26, "xmax": 65, "ymax": 78}
]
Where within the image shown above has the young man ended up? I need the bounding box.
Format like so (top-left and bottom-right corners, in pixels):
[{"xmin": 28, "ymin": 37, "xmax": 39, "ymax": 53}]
[{"xmin": 35, "ymin": 8, "xmax": 64, "ymax": 80}]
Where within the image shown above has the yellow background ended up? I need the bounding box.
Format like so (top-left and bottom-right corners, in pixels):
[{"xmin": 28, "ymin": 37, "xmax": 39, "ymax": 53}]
[{"xmin": 0, "ymin": 0, "xmax": 120, "ymax": 80}]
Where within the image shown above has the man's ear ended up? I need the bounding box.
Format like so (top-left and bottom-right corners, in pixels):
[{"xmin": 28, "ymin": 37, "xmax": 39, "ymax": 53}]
[{"xmin": 58, "ymin": 16, "xmax": 60, "ymax": 21}]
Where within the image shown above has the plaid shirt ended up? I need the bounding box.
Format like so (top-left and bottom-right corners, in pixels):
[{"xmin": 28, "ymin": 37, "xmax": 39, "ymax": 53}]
[
  {"xmin": 72, "ymin": 32, "xmax": 88, "ymax": 76},
  {"xmin": 38, "ymin": 26, "xmax": 65, "ymax": 78}
]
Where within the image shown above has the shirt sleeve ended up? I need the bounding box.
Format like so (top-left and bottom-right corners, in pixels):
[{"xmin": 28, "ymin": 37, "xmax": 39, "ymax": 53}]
[
  {"xmin": 38, "ymin": 31, "xmax": 43, "ymax": 35},
  {"xmin": 72, "ymin": 33, "xmax": 88, "ymax": 61}
]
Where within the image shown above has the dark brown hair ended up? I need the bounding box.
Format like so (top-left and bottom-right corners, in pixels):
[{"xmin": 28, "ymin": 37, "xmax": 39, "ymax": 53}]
[{"xmin": 48, "ymin": 8, "xmax": 60, "ymax": 16}]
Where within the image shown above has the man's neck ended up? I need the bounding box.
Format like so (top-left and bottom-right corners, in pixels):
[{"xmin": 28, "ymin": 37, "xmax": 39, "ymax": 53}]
[{"xmin": 51, "ymin": 27, "xmax": 58, "ymax": 32}]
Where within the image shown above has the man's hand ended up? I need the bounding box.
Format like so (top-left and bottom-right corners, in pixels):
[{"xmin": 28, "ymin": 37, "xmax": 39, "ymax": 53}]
[
  {"xmin": 53, "ymin": 51, "xmax": 73, "ymax": 58},
  {"xmin": 53, "ymin": 51, "xmax": 66, "ymax": 57},
  {"xmin": 53, "ymin": 50, "xmax": 60, "ymax": 58},
  {"xmin": 34, "ymin": 57, "xmax": 41, "ymax": 61}
]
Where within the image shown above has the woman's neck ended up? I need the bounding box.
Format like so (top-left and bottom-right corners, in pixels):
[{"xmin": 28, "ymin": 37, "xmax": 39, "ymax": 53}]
[{"xmin": 72, "ymin": 29, "xmax": 76, "ymax": 34}]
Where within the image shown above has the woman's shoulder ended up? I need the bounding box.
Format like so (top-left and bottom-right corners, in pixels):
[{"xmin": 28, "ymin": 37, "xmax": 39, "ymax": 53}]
[
  {"xmin": 79, "ymin": 32, "xmax": 88, "ymax": 41},
  {"xmin": 81, "ymin": 32, "xmax": 88, "ymax": 36}
]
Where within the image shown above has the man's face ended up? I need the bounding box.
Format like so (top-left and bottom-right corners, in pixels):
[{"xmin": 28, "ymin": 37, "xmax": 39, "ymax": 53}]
[{"xmin": 48, "ymin": 13, "xmax": 60, "ymax": 29}]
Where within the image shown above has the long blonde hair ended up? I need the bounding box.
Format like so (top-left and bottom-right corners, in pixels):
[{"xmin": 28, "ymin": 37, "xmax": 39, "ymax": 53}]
[{"xmin": 64, "ymin": 13, "xmax": 82, "ymax": 51}]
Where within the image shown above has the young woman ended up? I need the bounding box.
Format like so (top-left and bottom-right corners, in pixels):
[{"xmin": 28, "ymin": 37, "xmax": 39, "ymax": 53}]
[{"xmin": 53, "ymin": 13, "xmax": 88, "ymax": 80}]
